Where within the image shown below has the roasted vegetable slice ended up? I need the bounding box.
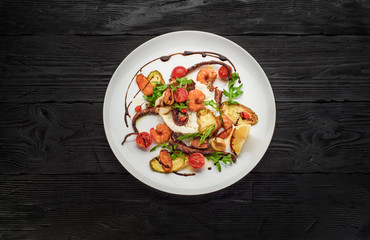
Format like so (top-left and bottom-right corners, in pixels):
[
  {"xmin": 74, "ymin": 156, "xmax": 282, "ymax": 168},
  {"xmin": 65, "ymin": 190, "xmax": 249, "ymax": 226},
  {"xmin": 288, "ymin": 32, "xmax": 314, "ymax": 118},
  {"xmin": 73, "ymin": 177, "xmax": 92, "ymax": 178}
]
[
  {"xmin": 149, "ymin": 155, "xmax": 188, "ymax": 173},
  {"xmin": 197, "ymin": 109, "xmax": 218, "ymax": 135},
  {"xmin": 220, "ymin": 102, "xmax": 258, "ymax": 126},
  {"xmin": 148, "ymin": 70, "xmax": 165, "ymax": 87}
]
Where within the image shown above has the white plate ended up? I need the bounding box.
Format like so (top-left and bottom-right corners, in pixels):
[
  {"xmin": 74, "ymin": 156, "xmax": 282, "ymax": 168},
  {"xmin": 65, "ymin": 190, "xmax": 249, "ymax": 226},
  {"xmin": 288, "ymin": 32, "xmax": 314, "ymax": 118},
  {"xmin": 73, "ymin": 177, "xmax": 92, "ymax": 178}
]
[{"xmin": 103, "ymin": 31, "xmax": 275, "ymax": 195}]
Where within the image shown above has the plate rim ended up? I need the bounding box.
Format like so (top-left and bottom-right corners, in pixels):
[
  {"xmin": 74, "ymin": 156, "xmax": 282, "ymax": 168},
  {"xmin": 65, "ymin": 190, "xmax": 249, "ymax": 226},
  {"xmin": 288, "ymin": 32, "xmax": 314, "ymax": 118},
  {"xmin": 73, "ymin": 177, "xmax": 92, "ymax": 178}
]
[{"xmin": 103, "ymin": 30, "xmax": 276, "ymax": 195}]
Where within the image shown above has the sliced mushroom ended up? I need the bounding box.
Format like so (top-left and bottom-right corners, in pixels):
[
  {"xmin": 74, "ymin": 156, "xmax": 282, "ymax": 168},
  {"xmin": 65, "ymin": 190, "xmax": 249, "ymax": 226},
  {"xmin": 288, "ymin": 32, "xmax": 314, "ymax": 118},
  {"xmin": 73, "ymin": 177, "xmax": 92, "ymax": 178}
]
[
  {"xmin": 210, "ymin": 137, "xmax": 226, "ymax": 151},
  {"xmin": 155, "ymin": 95, "xmax": 165, "ymax": 107},
  {"xmin": 158, "ymin": 106, "xmax": 172, "ymax": 115}
]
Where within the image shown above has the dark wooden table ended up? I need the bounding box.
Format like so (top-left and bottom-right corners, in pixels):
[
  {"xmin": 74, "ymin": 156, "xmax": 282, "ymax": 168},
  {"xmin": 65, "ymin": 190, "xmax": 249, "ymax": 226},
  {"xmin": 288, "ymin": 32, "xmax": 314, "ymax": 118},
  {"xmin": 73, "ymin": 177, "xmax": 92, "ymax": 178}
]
[{"xmin": 1, "ymin": 1, "xmax": 370, "ymax": 239}]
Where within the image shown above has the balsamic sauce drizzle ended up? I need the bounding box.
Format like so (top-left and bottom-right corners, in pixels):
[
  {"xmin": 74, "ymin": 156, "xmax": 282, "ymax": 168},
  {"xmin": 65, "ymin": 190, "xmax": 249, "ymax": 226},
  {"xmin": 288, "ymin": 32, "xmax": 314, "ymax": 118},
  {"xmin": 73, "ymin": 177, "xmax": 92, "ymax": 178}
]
[
  {"xmin": 173, "ymin": 171, "xmax": 196, "ymax": 177},
  {"xmin": 155, "ymin": 157, "xmax": 170, "ymax": 169},
  {"xmin": 124, "ymin": 51, "xmax": 236, "ymax": 127}
]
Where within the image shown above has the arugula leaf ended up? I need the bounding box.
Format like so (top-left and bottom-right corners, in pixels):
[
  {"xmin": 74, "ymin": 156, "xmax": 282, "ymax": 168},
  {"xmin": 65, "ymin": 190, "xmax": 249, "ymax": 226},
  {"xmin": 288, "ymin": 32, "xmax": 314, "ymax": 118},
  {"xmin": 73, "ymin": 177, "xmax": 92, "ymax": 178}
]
[
  {"xmin": 150, "ymin": 142, "xmax": 185, "ymax": 160},
  {"xmin": 206, "ymin": 152, "xmax": 233, "ymax": 172},
  {"xmin": 199, "ymin": 124, "xmax": 215, "ymax": 145},
  {"xmin": 143, "ymin": 83, "xmax": 168, "ymax": 107},
  {"xmin": 176, "ymin": 77, "xmax": 193, "ymax": 88},
  {"xmin": 204, "ymin": 100, "xmax": 219, "ymax": 110},
  {"xmin": 176, "ymin": 133, "xmax": 199, "ymax": 140},
  {"xmin": 172, "ymin": 102, "xmax": 188, "ymax": 110},
  {"xmin": 204, "ymin": 100, "xmax": 223, "ymax": 124},
  {"xmin": 223, "ymin": 73, "xmax": 243, "ymax": 104},
  {"xmin": 176, "ymin": 124, "xmax": 215, "ymax": 146}
]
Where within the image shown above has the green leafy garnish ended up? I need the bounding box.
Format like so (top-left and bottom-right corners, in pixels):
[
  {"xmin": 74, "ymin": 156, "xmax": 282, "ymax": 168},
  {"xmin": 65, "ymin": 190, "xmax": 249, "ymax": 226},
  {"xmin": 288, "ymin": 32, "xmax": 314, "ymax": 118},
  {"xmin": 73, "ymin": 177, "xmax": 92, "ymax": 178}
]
[
  {"xmin": 207, "ymin": 152, "xmax": 233, "ymax": 172},
  {"xmin": 172, "ymin": 102, "xmax": 188, "ymax": 110},
  {"xmin": 170, "ymin": 77, "xmax": 194, "ymax": 91},
  {"xmin": 199, "ymin": 124, "xmax": 215, "ymax": 146},
  {"xmin": 204, "ymin": 100, "xmax": 223, "ymax": 124},
  {"xmin": 176, "ymin": 133, "xmax": 199, "ymax": 141},
  {"xmin": 176, "ymin": 124, "xmax": 215, "ymax": 146},
  {"xmin": 150, "ymin": 142, "xmax": 185, "ymax": 160},
  {"xmin": 143, "ymin": 83, "xmax": 168, "ymax": 106},
  {"xmin": 223, "ymin": 73, "xmax": 243, "ymax": 104},
  {"xmin": 177, "ymin": 77, "xmax": 193, "ymax": 88}
]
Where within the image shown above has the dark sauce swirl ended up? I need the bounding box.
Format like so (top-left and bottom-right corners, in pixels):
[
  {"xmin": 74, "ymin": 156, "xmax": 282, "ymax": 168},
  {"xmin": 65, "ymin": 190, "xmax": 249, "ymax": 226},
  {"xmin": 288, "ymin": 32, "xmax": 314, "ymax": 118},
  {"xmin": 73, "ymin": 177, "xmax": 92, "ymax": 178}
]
[{"xmin": 124, "ymin": 51, "xmax": 236, "ymax": 127}]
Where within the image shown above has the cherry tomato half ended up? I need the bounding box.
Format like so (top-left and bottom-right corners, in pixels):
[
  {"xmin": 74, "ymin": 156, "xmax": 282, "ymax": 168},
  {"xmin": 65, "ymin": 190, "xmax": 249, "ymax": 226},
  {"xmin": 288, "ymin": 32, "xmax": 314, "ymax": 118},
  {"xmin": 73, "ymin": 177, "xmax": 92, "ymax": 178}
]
[
  {"xmin": 136, "ymin": 132, "xmax": 152, "ymax": 148},
  {"xmin": 218, "ymin": 65, "xmax": 232, "ymax": 80},
  {"xmin": 171, "ymin": 66, "xmax": 187, "ymax": 79},
  {"xmin": 174, "ymin": 87, "xmax": 188, "ymax": 102},
  {"xmin": 180, "ymin": 108, "xmax": 187, "ymax": 113},
  {"xmin": 189, "ymin": 153, "xmax": 205, "ymax": 168}
]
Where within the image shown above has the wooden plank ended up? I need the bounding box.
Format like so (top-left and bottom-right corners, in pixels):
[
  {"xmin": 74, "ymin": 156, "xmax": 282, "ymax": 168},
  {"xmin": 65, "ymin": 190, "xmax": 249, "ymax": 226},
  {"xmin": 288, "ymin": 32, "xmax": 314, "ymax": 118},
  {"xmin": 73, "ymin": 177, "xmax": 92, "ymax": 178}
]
[
  {"xmin": 1, "ymin": 35, "xmax": 370, "ymax": 103},
  {"xmin": 0, "ymin": 173, "xmax": 369, "ymax": 239},
  {"xmin": 1, "ymin": 101, "xmax": 369, "ymax": 174},
  {"xmin": 1, "ymin": 0, "xmax": 370, "ymax": 35}
]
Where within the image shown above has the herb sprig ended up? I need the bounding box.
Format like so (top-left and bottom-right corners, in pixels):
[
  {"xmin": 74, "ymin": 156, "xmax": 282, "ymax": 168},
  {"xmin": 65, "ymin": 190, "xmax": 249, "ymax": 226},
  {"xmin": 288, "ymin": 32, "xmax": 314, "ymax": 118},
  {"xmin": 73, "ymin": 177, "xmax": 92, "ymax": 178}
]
[
  {"xmin": 170, "ymin": 77, "xmax": 194, "ymax": 91},
  {"xmin": 143, "ymin": 83, "xmax": 167, "ymax": 107},
  {"xmin": 223, "ymin": 73, "xmax": 243, "ymax": 104},
  {"xmin": 207, "ymin": 152, "xmax": 233, "ymax": 172},
  {"xmin": 177, "ymin": 124, "xmax": 215, "ymax": 146},
  {"xmin": 204, "ymin": 100, "xmax": 223, "ymax": 124},
  {"xmin": 172, "ymin": 102, "xmax": 188, "ymax": 110},
  {"xmin": 150, "ymin": 142, "xmax": 185, "ymax": 160}
]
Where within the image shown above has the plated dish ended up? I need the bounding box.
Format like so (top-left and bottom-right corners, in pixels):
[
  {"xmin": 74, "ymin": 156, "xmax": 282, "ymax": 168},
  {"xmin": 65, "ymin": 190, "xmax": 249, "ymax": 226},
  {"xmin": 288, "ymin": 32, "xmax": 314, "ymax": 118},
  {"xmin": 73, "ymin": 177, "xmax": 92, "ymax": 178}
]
[
  {"xmin": 103, "ymin": 31, "xmax": 275, "ymax": 195},
  {"xmin": 122, "ymin": 52, "xmax": 258, "ymax": 175}
]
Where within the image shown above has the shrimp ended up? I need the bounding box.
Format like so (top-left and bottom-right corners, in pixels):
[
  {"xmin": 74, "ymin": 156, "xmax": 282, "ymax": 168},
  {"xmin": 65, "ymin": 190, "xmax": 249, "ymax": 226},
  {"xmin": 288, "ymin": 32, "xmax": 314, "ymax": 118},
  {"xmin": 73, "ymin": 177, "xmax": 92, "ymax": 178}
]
[
  {"xmin": 216, "ymin": 114, "xmax": 233, "ymax": 139},
  {"xmin": 150, "ymin": 124, "xmax": 173, "ymax": 143},
  {"xmin": 188, "ymin": 89, "xmax": 206, "ymax": 112},
  {"xmin": 196, "ymin": 67, "xmax": 217, "ymax": 85}
]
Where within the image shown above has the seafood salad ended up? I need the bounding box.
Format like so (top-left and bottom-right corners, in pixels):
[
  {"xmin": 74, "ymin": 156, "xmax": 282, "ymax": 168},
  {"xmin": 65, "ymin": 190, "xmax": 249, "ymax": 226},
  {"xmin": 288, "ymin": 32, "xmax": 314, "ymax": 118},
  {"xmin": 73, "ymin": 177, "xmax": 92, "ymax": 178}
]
[{"xmin": 122, "ymin": 51, "xmax": 258, "ymax": 175}]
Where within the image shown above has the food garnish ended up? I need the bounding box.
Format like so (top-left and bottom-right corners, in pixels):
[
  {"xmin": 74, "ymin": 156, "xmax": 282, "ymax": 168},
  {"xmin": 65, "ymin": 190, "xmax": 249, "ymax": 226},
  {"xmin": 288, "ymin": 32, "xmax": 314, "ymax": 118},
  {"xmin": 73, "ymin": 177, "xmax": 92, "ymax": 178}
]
[
  {"xmin": 143, "ymin": 83, "xmax": 167, "ymax": 107},
  {"xmin": 223, "ymin": 73, "xmax": 243, "ymax": 104},
  {"xmin": 207, "ymin": 152, "xmax": 234, "ymax": 172}
]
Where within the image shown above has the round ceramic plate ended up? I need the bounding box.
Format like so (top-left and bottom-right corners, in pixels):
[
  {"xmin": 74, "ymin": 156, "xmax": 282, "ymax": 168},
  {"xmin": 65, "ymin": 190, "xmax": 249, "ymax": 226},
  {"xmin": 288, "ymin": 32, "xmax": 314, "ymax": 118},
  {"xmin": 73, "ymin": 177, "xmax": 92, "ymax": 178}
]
[{"xmin": 103, "ymin": 31, "xmax": 275, "ymax": 195}]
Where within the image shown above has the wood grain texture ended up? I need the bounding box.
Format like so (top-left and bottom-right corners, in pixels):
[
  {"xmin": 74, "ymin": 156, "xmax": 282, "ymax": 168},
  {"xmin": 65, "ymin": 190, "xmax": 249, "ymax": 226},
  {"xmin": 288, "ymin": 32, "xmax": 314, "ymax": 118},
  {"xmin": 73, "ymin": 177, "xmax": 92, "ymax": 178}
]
[
  {"xmin": 1, "ymin": 174, "xmax": 369, "ymax": 240},
  {"xmin": 1, "ymin": 0, "xmax": 370, "ymax": 36},
  {"xmin": 1, "ymin": 102, "xmax": 369, "ymax": 174},
  {"xmin": 1, "ymin": 35, "xmax": 370, "ymax": 103},
  {"xmin": 2, "ymin": 0, "xmax": 370, "ymax": 238}
]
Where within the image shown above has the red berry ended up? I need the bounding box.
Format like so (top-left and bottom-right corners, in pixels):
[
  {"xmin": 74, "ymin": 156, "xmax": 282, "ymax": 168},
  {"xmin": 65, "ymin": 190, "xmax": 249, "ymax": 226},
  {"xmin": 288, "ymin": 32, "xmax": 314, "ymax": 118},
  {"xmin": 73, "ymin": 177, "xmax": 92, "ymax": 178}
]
[
  {"xmin": 135, "ymin": 105, "xmax": 142, "ymax": 112},
  {"xmin": 240, "ymin": 112, "xmax": 250, "ymax": 119},
  {"xmin": 179, "ymin": 116, "xmax": 186, "ymax": 122},
  {"xmin": 180, "ymin": 108, "xmax": 187, "ymax": 113}
]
